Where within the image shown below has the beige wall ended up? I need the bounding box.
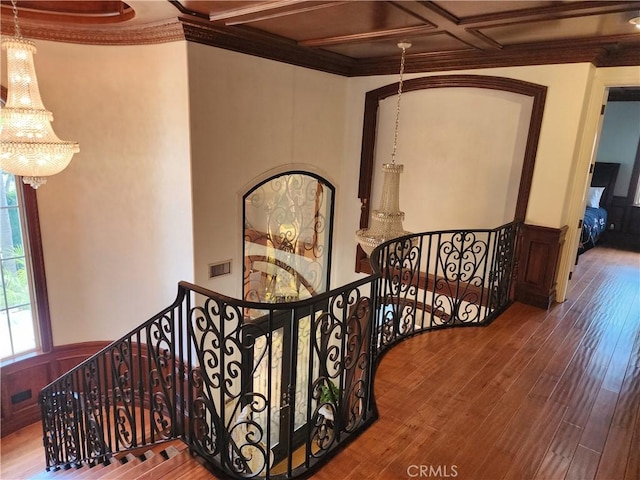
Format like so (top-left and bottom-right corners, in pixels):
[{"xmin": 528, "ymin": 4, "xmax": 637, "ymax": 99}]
[
  {"xmin": 6, "ymin": 36, "xmax": 636, "ymax": 348},
  {"xmin": 14, "ymin": 40, "xmax": 194, "ymax": 345},
  {"xmin": 335, "ymin": 63, "xmax": 597, "ymax": 288},
  {"xmin": 186, "ymin": 43, "xmax": 346, "ymax": 298},
  {"xmin": 372, "ymin": 87, "xmax": 532, "ymax": 232}
]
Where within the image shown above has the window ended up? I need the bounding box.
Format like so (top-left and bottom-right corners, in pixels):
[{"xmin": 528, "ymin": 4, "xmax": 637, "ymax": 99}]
[
  {"xmin": 1, "ymin": 173, "xmax": 36, "ymax": 358},
  {"xmin": 242, "ymin": 172, "xmax": 335, "ymax": 316},
  {"xmin": 1, "ymin": 85, "xmax": 52, "ymax": 363},
  {"xmin": 0, "ymin": 171, "xmax": 51, "ymax": 361}
]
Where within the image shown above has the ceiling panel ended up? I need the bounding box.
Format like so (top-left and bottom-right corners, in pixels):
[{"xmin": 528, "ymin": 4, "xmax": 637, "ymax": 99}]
[
  {"xmin": 323, "ymin": 33, "xmax": 472, "ymax": 59},
  {"xmin": 0, "ymin": 0, "xmax": 133, "ymax": 23},
  {"xmin": 433, "ymin": 1, "xmax": 560, "ymax": 19},
  {"xmin": 1, "ymin": 0, "xmax": 639, "ymax": 75},
  {"xmin": 244, "ymin": 1, "xmax": 432, "ymax": 42},
  {"xmin": 481, "ymin": 11, "xmax": 640, "ymax": 45}
]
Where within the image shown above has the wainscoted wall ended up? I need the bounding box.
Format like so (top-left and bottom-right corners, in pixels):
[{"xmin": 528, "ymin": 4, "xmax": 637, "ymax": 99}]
[
  {"xmin": 1, "ymin": 342, "xmax": 109, "ymax": 437},
  {"xmin": 516, "ymin": 224, "xmax": 568, "ymax": 309}
]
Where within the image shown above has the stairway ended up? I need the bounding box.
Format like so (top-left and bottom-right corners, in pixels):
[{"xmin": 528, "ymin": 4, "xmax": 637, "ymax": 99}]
[{"xmin": 26, "ymin": 441, "xmax": 215, "ymax": 480}]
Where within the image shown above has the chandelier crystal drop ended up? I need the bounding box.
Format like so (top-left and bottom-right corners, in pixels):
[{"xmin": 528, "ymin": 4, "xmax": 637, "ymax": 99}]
[
  {"xmin": 356, "ymin": 41, "xmax": 412, "ymax": 256},
  {"xmin": 0, "ymin": 0, "xmax": 79, "ymax": 189}
]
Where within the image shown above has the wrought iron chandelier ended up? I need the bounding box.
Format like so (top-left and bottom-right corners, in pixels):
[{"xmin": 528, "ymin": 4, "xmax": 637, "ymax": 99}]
[
  {"xmin": 0, "ymin": 0, "xmax": 79, "ymax": 189},
  {"xmin": 356, "ymin": 42, "xmax": 412, "ymax": 256}
]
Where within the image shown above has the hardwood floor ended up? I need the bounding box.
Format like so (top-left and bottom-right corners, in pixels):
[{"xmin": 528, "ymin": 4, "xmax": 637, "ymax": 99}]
[
  {"xmin": 1, "ymin": 246, "xmax": 638, "ymax": 480},
  {"xmin": 315, "ymin": 246, "xmax": 640, "ymax": 480}
]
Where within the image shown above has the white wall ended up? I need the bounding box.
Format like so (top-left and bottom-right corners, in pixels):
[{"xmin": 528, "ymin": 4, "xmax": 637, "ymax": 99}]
[
  {"xmin": 186, "ymin": 43, "xmax": 346, "ymax": 298},
  {"xmin": 19, "ymin": 40, "xmax": 194, "ymax": 344},
  {"xmin": 596, "ymin": 101, "xmax": 640, "ymax": 197}
]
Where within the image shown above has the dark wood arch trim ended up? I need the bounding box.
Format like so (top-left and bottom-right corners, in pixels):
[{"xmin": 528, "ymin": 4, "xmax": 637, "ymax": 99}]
[
  {"xmin": 0, "ymin": 85, "xmax": 53, "ymax": 353},
  {"xmin": 356, "ymin": 74, "xmax": 547, "ymax": 272}
]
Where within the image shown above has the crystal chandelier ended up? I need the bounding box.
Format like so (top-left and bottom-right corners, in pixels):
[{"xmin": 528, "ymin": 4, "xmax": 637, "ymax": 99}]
[
  {"xmin": 0, "ymin": 0, "xmax": 79, "ymax": 189},
  {"xmin": 356, "ymin": 42, "xmax": 412, "ymax": 256}
]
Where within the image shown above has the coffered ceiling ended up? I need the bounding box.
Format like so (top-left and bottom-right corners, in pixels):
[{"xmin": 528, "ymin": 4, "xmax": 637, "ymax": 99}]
[{"xmin": 1, "ymin": 1, "xmax": 639, "ymax": 76}]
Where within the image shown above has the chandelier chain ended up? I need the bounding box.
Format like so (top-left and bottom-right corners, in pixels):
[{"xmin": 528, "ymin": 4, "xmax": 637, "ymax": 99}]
[
  {"xmin": 390, "ymin": 44, "xmax": 408, "ymax": 165},
  {"xmin": 11, "ymin": 0, "xmax": 21, "ymax": 38}
]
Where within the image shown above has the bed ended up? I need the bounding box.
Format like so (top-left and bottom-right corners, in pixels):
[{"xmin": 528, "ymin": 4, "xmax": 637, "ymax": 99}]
[{"xmin": 579, "ymin": 162, "xmax": 619, "ymax": 253}]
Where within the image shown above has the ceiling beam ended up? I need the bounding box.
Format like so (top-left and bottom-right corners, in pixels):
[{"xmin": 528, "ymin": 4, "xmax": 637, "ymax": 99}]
[
  {"xmin": 223, "ymin": 1, "xmax": 347, "ymax": 26},
  {"xmin": 392, "ymin": 1, "xmax": 502, "ymax": 51},
  {"xmin": 457, "ymin": 1, "xmax": 640, "ymax": 27},
  {"xmin": 207, "ymin": 0, "xmax": 325, "ymax": 22},
  {"xmin": 299, "ymin": 24, "xmax": 438, "ymax": 48}
]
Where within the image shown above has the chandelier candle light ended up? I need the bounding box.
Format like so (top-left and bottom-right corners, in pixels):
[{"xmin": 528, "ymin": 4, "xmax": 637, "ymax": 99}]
[
  {"xmin": 0, "ymin": 0, "xmax": 79, "ymax": 189},
  {"xmin": 356, "ymin": 42, "xmax": 412, "ymax": 256}
]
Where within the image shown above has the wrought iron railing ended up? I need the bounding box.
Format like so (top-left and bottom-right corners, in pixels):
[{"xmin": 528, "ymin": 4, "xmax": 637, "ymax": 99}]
[
  {"xmin": 371, "ymin": 221, "xmax": 520, "ymax": 355},
  {"xmin": 39, "ymin": 221, "xmax": 520, "ymax": 478}
]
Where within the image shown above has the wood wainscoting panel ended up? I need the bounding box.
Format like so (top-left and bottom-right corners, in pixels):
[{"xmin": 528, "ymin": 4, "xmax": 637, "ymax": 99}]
[
  {"xmin": 0, "ymin": 341, "xmax": 110, "ymax": 437},
  {"xmin": 515, "ymin": 223, "xmax": 568, "ymax": 309}
]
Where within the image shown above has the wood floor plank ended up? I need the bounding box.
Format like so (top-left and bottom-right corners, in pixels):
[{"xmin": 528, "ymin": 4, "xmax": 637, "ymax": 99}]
[
  {"xmin": 1, "ymin": 246, "xmax": 638, "ymax": 480},
  {"xmin": 565, "ymin": 445, "xmax": 600, "ymax": 480},
  {"xmin": 595, "ymin": 366, "xmax": 640, "ymax": 480},
  {"xmin": 501, "ymin": 399, "xmax": 567, "ymax": 480},
  {"xmin": 470, "ymin": 397, "xmax": 564, "ymax": 480},
  {"xmin": 579, "ymin": 387, "xmax": 619, "ymax": 453},
  {"xmin": 624, "ymin": 402, "xmax": 640, "ymax": 480},
  {"xmin": 533, "ymin": 421, "xmax": 584, "ymax": 480}
]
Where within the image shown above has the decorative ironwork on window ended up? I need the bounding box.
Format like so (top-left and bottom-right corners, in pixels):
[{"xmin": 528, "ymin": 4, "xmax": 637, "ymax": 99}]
[{"xmin": 243, "ymin": 172, "xmax": 335, "ymax": 315}]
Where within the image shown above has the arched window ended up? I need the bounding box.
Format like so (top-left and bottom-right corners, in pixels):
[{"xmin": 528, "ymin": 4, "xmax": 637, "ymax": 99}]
[{"xmin": 242, "ymin": 172, "xmax": 334, "ymax": 314}]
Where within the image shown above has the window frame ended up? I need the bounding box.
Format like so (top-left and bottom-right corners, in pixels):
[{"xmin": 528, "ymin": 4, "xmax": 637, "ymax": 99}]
[
  {"xmin": 1, "ymin": 85, "xmax": 53, "ymax": 362},
  {"xmin": 242, "ymin": 170, "xmax": 336, "ymax": 305}
]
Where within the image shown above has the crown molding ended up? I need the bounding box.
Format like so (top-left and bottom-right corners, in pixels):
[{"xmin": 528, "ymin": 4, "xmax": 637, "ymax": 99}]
[
  {"xmin": 0, "ymin": 9, "xmax": 637, "ymax": 75},
  {"xmin": 352, "ymin": 38, "xmax": 640, "ymax": 76},
  {"xmin": 0, "ymin": 16, "xmax": 185, "ymax": 45},
  {"xmin": 179, "ymin": 19, "xmax": 354, "ymax": 76}
]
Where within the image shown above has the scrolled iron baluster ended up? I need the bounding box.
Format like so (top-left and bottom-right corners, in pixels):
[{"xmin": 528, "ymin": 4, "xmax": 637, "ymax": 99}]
[
  {"xmin": 343, "ymin": 378, "xmax": 366, "ymax": 432},
  {"xmin": 221, "ymin": 302, "xmax": 244, "ymax": 400},
  {"xmin": 308, "ymin": 377, "xmax": 337, "ymax": 456},
  {"xmin": 225, "ymin": 393, "xmax": 270, "ymax": 477},
  {"xmin": 147, "ymin": 315, "xmax": 175, "ymax": 440}
]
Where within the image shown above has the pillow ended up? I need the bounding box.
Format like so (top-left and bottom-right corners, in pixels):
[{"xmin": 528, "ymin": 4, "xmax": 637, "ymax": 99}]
[{"xmin": 587, "ymin": 186, "xmax": 605, "ymax": 208}]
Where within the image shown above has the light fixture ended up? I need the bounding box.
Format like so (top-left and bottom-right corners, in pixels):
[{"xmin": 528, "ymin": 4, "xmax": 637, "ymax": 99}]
[
  {"xmin": 629, "ymin": 15, "xmax": 640, "ymax": 29},
  {"xmin": 356, "ymin": 42, "xmax": 412, "ymax": 256},
  {"xmin": 0, "ymin": 0, "xmax": 79, "ymax": 189}
]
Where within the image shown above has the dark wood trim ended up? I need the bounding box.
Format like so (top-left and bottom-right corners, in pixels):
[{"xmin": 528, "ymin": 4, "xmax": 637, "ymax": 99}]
[
  {"xmin": 515, "ymin": 224, "xmax": 568, "ymax": 309},
  {"xmin": 180, "ymin": 18, "xmax": 354, "ymax": 77},
  {"xmin": 0, "ymin": 1, "xmax": 135, "ymax": 24},
  {"xmin": 22, "ymin": 187, "xmax": 53, "ymax": 353},
  {"xmin": 356, "ymin": 75, "xmax": 547, "ymax": 273},
  {"xmin": 404, "ymin": 1, "xmax": 502, "ymax": 50},
  {"xmin": 0, "ymin": 4, "xmax": 637, "ymax": 75},
  {"xmin": 213, "ymin": 1, "xmax": 348, "ymax": 26},
  {"xmin": 0, "ymin": 15, "xmax": 186, "ymax": 46},
  {"xmin": 457, "ymin": 1, "xmax": 640, "ymax": 26},
  {"xmin": 299, "ymin": 24, "xmax": 438, "ymax": 48},
  {"xmin": 353, "ymin": 38, "xmax": 640, "ymax": 77},
  {"xmin": 0, "ymin": 341, "xmax": 110, "ymax": 437}
]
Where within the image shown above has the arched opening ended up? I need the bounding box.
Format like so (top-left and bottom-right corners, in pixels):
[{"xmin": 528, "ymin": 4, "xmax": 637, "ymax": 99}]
[
  {"xmin": 242, "ymin": 171, "xmax": 335, "ymax": 314},
  {"xmin": 356, "ymin": 75, "xmax": 547, "ymax": 272}
]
